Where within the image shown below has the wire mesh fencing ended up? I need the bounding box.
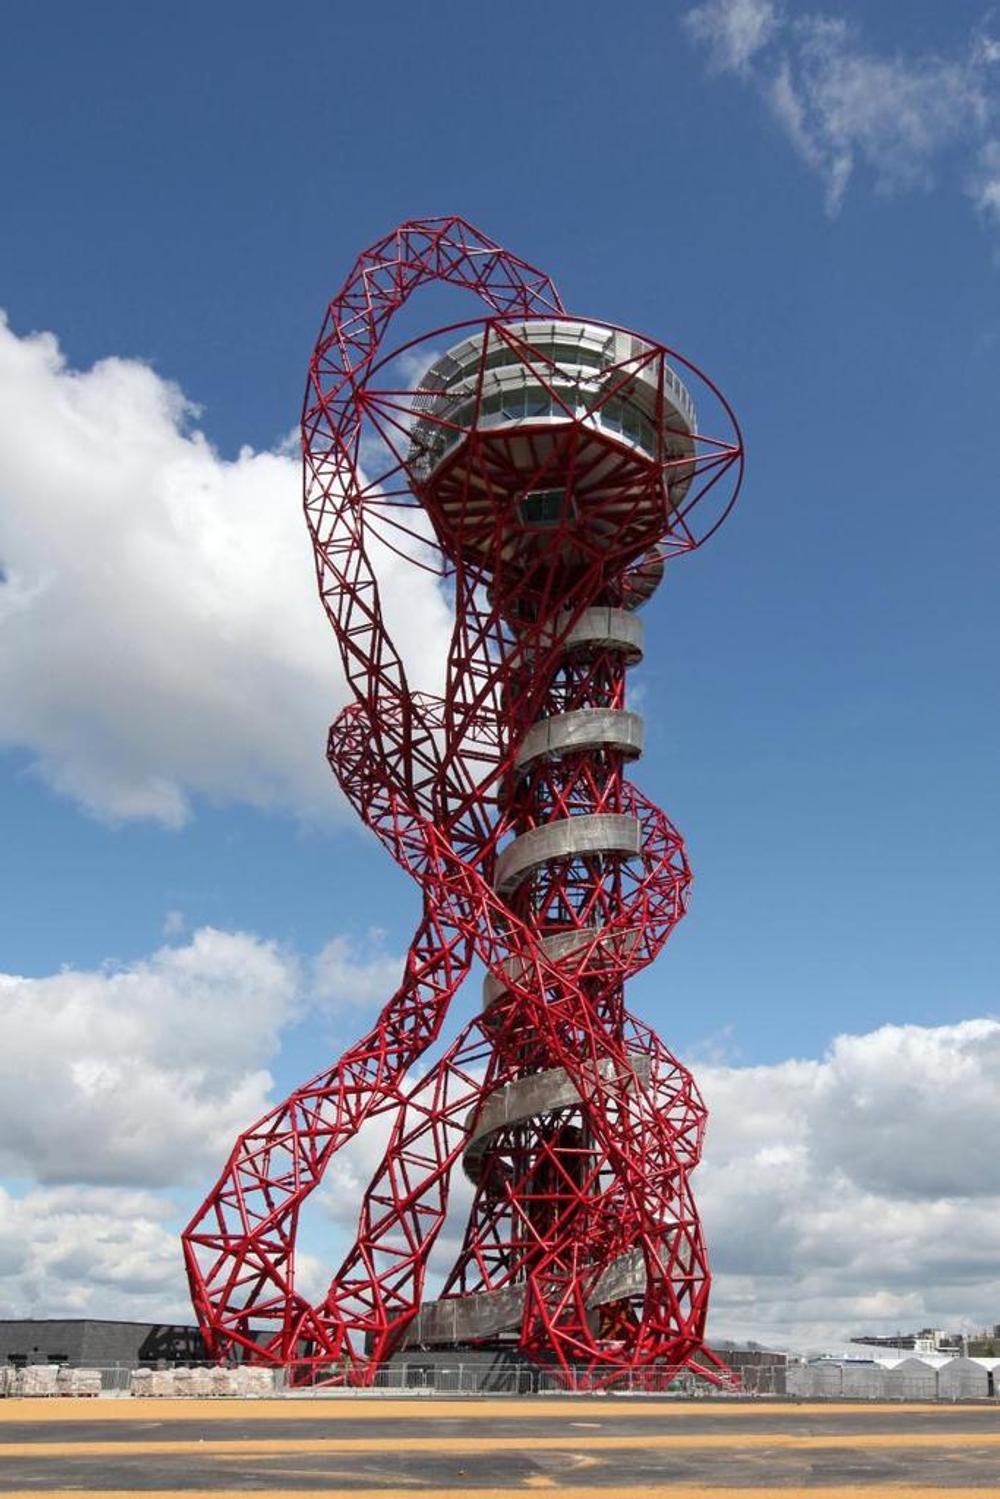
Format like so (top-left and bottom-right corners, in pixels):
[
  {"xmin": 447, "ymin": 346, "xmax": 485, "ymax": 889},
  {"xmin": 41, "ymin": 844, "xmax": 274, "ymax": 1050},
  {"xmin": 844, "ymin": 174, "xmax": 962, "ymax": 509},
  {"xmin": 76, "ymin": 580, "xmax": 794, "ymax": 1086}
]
[{"xmin": 2, "ymin": 1357, "xmax": 995, "ymax": 1401}]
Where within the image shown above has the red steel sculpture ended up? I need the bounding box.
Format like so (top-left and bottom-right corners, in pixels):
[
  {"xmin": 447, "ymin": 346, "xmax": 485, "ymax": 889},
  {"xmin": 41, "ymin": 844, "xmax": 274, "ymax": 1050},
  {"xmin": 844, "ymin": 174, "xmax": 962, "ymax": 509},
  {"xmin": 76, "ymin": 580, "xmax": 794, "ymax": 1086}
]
[{"xmin": 183, "ymin": 217, "xmax": 744, "ymax": 1388}]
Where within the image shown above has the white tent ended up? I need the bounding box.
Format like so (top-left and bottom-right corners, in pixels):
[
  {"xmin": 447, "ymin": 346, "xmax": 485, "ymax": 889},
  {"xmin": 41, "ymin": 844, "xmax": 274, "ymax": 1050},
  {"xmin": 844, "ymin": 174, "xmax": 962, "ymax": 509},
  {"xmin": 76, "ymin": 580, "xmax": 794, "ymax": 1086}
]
[
  {"xmin": 938, "ymin": 1357, "xmax": 990, "ymax": 1400},
  {"xmin": 787, "ymin": 1359, "xmax": 888, "ymax": 1398},
  {"xmin": 870, "ymin": 1351, "xmax": 954, "ymax": 1370},
  {"xmin": 883, "ymin": 1357, "xmax": 938, "ymax": 1400},
  {"xmin": 839, "ymin": 1362, "xmax": 884, "ymax": 1397},
  {"xmin": 786, "ymin": 1361, "xmax": 844, "ymax": 1398}
]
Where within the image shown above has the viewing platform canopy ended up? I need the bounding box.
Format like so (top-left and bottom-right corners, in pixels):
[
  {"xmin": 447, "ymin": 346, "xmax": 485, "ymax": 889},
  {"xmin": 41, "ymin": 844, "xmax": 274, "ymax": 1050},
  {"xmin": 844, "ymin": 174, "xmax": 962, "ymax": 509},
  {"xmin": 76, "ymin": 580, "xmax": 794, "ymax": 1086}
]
[
  {"xmin": 409, "ymin": 318, "xmax": 697, "ymax": 480},
  {"xmin": 406, "ymin": 319, "xmax": 701, "ymax": 585}
]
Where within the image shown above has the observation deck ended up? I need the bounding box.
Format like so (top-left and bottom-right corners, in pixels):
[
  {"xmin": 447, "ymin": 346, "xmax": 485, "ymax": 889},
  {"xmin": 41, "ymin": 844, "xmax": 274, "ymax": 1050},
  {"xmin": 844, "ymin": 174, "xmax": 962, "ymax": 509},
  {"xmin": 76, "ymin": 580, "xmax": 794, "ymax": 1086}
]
[{"xmin": 408, "ymin": 319, "xmax": 698, "ymax": 574}]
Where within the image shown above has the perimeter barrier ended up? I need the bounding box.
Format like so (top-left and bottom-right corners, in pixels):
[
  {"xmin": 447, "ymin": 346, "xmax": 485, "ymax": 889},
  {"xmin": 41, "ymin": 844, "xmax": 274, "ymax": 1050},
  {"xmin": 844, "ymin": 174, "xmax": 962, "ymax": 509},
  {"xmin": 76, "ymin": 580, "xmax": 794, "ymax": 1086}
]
[{"xmin": 1, "ymin": 1359, "xmax": 995, "ymax": 1401}]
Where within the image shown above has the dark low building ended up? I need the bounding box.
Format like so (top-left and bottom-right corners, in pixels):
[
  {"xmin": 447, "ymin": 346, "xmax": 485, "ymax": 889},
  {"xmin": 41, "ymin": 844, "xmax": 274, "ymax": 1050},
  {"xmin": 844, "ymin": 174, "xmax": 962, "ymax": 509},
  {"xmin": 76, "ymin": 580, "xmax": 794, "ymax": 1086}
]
[{"xmin": 0, "ymin": 1319, "xmax": 207, "ymax": 1367}]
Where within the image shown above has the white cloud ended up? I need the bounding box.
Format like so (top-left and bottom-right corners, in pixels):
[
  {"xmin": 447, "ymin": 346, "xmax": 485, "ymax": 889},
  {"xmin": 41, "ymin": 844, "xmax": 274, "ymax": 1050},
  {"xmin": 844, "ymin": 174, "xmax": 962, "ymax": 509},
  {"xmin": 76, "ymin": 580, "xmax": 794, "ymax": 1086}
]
[
  {"xmin": 314, "ymin": 1067, "xmax": 481, "ymax": 1297},
  {"xmin": 685, "ymin": 4, "xmax": 1000, "ymax": 219},
  {"xmin": 0, "ymin": 927, "xmax": 299, "ymax": 1188},
  {"xmin": 0, "ymin": 315, "xmax": 452, "ymax": 826},
  {"xmin": 684, "ymin": 0, "xmax": 778, "ymax": 75},
  {"xmin": 770, "ymin": 17, "xmax": 987, "ymax": 214},
  {"xmin": 0, "ymin": 925, "xmax": 439, "ymax": 1321},
  {"xmin": 969, "ymin": 137, "xmax": 1000, "ymax": 222},
  {"xmin": 5, "ymin": 921, "xmax": 1000, "ymax": 1347},
  {"xmin": 0, "ymin": 1112, "xmax": 467, "ymax": 1324},
  {"xmin": 700, "ymin": 1017, "xmax": 1000, "ymax": 1348},
  {"xmin": 0, "ymin": 1186, "xmax": 189, "ymax": 1321},
  {"xmin": 312, "ymin": 932, "xmax": 404, "ymax": 1010}
]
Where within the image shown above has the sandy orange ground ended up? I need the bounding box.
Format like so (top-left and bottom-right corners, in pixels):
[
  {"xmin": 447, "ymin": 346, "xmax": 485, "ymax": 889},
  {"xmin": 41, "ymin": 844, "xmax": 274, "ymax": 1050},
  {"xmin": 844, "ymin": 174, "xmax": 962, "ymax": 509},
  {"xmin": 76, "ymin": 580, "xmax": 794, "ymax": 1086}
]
[
  {"xmin": 0, "ymin": 1396, "xmax": 987, "ymax": 1422},
  {"xmin": 2, "ymin": 1397, "xmax": 998, "ymax": 1496}
]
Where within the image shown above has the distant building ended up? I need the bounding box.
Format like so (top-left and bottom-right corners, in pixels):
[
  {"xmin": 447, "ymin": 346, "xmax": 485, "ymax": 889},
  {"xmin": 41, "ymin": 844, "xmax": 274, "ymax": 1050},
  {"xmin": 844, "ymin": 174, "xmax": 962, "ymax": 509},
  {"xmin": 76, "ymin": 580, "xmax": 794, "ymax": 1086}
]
[
  {"xmin": 965, "ymin": 1324, "xmax": 1000, "ymax": 1358},
  {"xmin": 851, "ymin": 1327, "xmax": 962, "ymax": 1356},
  {"xmin": 0, "ymin": 1319, "xmax": 207, "ymax": 1367}
]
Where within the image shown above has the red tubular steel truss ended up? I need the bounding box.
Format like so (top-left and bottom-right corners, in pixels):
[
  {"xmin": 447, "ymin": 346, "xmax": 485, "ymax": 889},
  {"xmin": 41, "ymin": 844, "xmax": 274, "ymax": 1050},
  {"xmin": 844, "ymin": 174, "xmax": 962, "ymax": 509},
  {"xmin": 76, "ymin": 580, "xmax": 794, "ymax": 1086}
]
[{"xmin": 182, "ymin": 217, "xmax": 744, "ymax": 1389}]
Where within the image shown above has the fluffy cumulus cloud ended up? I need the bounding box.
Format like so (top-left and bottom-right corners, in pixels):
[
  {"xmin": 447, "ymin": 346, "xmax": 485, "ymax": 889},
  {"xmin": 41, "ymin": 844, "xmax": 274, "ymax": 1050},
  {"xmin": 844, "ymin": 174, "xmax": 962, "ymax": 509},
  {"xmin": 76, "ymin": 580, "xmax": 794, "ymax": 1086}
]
[
  {"xmin": 0, "ymin": 1187, "xmax": 190, "ymax": 1322},
  {"xmin": 3, "ymin": 921, "xmax": 1000, "ymax": 1343},
  {"xmin": 699, "ymin": 1017, "xmax": 1000, "ymax": 1348},
  {"xmin": 0, "ymin": 1183, "xmax": 338, "ymax": 1324},
  {"xmin": 0, "ymin": 927, "xmax": 299, "ymax": 1189},
  {"xmin": 684, "ymin": 2, "xmax": 1000, "ymax": 221},
  {"xmin": 0, "ymin": 315, "xmax": 452, "ymax": 826},
  {"xmin": 312, "ymin": 932, "xmax": 406, "ymax": 1011},
  {"xmin": 314, "ymin": 1071, "xmax": 480, "ymax": 1296},
  {"xmin": 0, "ymin": 924, "xmax": 408, "ymax": 1319}
]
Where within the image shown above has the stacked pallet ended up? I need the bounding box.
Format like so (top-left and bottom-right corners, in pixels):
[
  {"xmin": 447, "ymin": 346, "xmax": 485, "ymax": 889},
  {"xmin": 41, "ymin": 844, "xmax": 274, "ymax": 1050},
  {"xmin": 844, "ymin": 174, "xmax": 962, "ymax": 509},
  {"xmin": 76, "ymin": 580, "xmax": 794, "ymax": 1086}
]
[
  {"xmin": 234, "ymin": 1365, "xmax": 275, "ymax": 1397},
  {"xmin": 129, "ymin": 1368, "xmax": 177, "ymax": 1397},
  {"xmin": 15, "ymin": 1365, "xmax": 59, "ymax": 1396},
  {"xmin": 56, "ymin": 1368, "xmax": 102, "ymax": 1397},
  {"xmin": 128, "ymin": 1365, "xmax": 276, "ymax": 1397},
  {"xmin": 173, "ymin": 1368, "xmax": 214, "ymax": 1397}
]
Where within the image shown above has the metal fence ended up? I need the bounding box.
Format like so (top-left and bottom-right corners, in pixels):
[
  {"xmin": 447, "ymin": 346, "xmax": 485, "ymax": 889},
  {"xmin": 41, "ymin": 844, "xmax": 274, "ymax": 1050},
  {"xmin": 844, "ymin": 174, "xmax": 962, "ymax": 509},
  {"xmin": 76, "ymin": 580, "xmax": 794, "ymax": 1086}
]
[
  {"xmin": 94, "ymin": 1366, "xmax": 133, "ymax": 1396},
  {"xmin": 272, "ymin": 1361, "xmax": 790, "ymax": 1398},
  {"xmin": 2, "ymin": 1360, "xmax": 771, "ymax": 1399},
  {"xmin": 6, "ymin": 1358, "xmax": 995, "ymax": 1401},
  {"xmin": 278, "ymin": 1364, "xmax": 719, "ymax": 1397}
]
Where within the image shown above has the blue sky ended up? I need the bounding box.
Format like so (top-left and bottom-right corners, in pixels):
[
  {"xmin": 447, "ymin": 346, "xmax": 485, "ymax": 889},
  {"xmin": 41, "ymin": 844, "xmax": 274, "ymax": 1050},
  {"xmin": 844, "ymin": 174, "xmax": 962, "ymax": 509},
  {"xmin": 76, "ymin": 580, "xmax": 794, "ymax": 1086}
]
[{"xmin": 1, "ymin": 1, "xmax": 999, "ymax": 1345}]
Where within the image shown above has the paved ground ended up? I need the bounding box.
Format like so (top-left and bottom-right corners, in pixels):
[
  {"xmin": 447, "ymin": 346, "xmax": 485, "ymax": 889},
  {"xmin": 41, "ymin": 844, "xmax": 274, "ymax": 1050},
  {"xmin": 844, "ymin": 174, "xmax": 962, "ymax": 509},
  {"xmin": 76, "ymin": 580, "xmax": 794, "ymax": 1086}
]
[{"xmin": 1, "ymin": 1397, "xmax": 1000, "ymax": 1494}]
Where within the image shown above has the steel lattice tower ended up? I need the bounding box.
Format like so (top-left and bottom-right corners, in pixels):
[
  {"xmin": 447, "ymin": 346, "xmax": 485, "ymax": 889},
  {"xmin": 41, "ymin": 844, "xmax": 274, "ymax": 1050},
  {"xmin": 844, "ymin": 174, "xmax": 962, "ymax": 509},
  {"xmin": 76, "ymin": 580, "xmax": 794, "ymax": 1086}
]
[{"xmin": 183, "ymin": 218, "xmax": 744, "ymax": 1389}]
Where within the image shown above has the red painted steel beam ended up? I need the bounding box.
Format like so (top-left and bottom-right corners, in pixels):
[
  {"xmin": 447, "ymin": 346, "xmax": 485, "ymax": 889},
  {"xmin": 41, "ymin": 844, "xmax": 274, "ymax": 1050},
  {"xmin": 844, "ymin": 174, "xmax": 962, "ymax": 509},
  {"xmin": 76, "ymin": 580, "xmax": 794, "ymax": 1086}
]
[{"xmin": 182, "ymin": 218, "xmax": 744, "ymax": 1390}]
